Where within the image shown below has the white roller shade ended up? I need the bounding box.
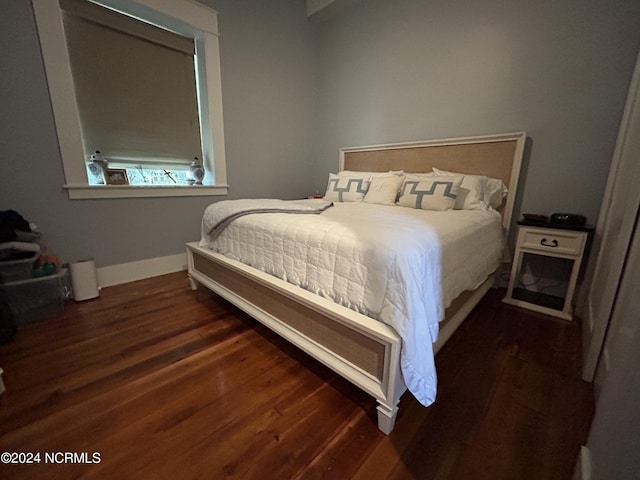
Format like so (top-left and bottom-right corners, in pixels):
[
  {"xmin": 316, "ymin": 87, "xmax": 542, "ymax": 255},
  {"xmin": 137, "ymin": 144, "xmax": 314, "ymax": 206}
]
[{"xmin": 60, "ymin": 0, "xmax": 203, "ymax": 166}]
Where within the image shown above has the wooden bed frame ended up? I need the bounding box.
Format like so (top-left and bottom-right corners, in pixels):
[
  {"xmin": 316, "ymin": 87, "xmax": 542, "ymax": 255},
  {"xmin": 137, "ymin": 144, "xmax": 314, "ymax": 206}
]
[{"xmin": 186, "ymin": 132, "xmax": 526, "ymax": 434}]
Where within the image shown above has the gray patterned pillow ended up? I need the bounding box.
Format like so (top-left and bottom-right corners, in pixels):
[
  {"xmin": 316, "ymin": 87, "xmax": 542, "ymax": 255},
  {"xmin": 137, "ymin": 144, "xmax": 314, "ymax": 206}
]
[
  {"xmin": 398, "ymin": 175, "xmax": 463, "ymax": 210},
  {"xmin": 323, "ymin": 173, "xmax": 370, "ymax": 202}
]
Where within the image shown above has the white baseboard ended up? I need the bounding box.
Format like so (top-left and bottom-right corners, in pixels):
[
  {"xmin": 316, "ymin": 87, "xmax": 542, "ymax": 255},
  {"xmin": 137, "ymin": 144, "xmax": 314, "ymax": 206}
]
[{"xmin": 96, "ymin": 252, "xmax": 187, "ymax": 288}]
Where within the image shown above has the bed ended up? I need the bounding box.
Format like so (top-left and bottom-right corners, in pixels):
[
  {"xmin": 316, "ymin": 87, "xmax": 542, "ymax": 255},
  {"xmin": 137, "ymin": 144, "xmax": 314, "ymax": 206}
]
[{"xmin": 186, "ymin": 132, "xmax": 526, "ymax": 434}]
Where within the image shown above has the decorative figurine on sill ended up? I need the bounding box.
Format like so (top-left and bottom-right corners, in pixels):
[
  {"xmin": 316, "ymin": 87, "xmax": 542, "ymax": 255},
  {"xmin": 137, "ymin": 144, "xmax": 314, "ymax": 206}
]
[
  {"xmin": 87, "ymin": 150, "xmax": 108, "ymax": 185},
  {"xmin": 187, "ymin": 157, "xmax": 205, "ymax": 185}
]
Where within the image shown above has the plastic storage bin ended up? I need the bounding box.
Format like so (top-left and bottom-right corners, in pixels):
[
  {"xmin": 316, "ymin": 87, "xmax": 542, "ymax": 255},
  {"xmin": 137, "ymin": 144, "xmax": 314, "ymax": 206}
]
[
  {"xmin": 0, "ymin": 253, "xmax": 39, "ymax": 283},
  {"xmin": 1, "ymin": 268, "xmax": 66, "ymax": 325}
]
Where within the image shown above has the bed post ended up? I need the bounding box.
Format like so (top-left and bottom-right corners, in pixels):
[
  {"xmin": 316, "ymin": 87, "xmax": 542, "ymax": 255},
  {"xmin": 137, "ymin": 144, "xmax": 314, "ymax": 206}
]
[
  {"xmin": 377, "ymin": 401, "xmax": 399, "ymax": 435},
  {"xmin": 186, "ymin": 248, "xmax": 199, "ymax": 290},
  {"xmin": 376, "ymin": 344, "xmax": 405, "ymax": 435}
]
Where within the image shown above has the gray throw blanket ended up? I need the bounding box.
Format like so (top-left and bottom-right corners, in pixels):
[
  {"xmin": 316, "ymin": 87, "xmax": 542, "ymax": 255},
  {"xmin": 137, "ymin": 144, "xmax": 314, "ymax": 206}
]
[{"xmin": 202, "ymin": 198, "xmax": 333, "ymax": 240}]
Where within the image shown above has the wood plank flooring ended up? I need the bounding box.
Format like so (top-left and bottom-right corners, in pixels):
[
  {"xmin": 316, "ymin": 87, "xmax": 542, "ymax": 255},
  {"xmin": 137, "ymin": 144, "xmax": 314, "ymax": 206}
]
[{"xmin": 0, "ymin": 272, "xmax": 594, "ymax": 479}]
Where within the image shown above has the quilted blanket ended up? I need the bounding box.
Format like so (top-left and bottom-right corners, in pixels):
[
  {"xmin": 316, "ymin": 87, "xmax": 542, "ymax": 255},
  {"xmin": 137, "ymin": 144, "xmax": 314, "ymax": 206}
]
[{"xmin": 200, "ymin": 201, "xmax": 503, "ymax": 406}]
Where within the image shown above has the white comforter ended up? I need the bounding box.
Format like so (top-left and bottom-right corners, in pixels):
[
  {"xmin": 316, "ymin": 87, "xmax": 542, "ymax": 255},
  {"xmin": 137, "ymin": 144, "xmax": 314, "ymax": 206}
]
[{"xmin": 199, "ymin": 200, "xmax": 503, "ymax": 406}]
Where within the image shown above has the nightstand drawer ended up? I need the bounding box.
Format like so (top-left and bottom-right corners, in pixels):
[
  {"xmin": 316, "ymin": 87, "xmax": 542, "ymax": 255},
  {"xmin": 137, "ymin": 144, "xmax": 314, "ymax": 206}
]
[{"xmin": 520, "ymin": 228, "xmax": 586, "ymax": 256}]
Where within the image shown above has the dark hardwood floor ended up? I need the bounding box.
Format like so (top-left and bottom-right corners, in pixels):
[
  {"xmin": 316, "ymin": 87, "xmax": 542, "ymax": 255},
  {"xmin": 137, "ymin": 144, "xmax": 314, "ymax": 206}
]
[{"xmin": 0, "ymin": 272, "xmax": 594, "ymax": 479}]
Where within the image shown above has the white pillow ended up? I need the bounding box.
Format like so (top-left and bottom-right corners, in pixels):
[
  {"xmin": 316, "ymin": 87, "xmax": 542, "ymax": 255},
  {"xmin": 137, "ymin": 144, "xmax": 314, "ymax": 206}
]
[
  {"xmin": 432, "ymin": 167, "xmax": 507, "ymax": 209},
  {"xmin": 431, "ymin": 168, "xmax": 487, "ymax": 210},
  {"xmin": 398, "ymin": 175, "xmax": 463, "ymax": 211},
  {"xmin": 323, "ymin": 173, "xmax": 370, "ymax": 202},
  {"xmin": 364, "ymin": 175, "xmax": 404, "ymax": 205},
  {"xmin": 485, "ymin": 178, "xmax": 508, "ymax": 209}
]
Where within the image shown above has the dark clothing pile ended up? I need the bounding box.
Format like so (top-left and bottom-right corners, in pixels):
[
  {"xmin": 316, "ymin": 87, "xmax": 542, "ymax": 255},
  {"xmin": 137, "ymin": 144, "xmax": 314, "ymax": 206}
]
[
  {"xmin": 0, "ymin": 210, "xmax": 33, "ymax": 343},
  {"xmin": 0, "ymin": 210, "xmax": 41, "ymax": 262}
]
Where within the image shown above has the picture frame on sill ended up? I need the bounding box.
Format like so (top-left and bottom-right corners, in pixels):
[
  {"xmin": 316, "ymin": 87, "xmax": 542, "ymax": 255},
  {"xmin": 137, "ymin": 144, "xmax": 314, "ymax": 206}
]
[{"xmin": 104, "ymin": 168, "xmax": 129, "ymax": 185}]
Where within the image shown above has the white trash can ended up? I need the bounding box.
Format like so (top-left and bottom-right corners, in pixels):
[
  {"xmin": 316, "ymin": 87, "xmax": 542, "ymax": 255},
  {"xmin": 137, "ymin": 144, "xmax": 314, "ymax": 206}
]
[{"xmin": 69, "ymin": 259, "xmax": 100, "ymax": 301}]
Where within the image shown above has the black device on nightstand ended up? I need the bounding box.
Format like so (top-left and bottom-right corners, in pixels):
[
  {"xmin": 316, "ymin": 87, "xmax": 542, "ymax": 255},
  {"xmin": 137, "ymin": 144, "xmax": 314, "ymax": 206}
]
[
  {"xmin": 549, "ymin": 212, "xmax": 587, "ymax": 226},
  {"xmin": 522, "ymin": 212, "xmax": 587, "ymax": 227}
]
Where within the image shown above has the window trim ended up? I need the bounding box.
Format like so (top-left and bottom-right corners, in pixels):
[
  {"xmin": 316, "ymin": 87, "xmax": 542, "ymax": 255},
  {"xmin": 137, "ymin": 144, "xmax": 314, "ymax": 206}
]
[{"xmin": 32, "ymin": 0, "xmax": 228, "ymax": 199}]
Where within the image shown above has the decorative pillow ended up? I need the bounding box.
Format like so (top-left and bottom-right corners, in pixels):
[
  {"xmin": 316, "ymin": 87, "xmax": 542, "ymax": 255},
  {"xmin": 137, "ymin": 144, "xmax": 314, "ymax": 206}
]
[
  {"xmin": 485, "ymin": 177, "xmax": 508, "ymax": 209},
  {"xmin": 432, "ymin": 167, "xmax": 508, "ymax": 210},
  {"xmin": 398, "ymin": 175, "xmax": 463, "ymax": 211},
  {"xmin": 323, "ymin": 173, "xmax": 370, "ymax": 202},
  {"xmin": 431, "ymin": 167, "xmax": 488, "ymax": 210},
  {"xmin": 364, "ymin": 174, "xmax": 404, "ymax": 205}
]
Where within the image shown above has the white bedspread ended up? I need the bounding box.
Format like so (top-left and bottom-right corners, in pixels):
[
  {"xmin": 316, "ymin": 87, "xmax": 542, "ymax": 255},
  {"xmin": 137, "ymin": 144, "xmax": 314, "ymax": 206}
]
[{"xmin": 199, "ymin": 201, "xmax": 503, "ymax": 406}]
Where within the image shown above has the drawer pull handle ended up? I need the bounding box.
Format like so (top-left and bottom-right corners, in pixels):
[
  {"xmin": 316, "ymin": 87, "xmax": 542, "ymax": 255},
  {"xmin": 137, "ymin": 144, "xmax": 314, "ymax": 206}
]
[{"xmin": 540, "ymin": 238, "xmax": 558, "ymax": 247}]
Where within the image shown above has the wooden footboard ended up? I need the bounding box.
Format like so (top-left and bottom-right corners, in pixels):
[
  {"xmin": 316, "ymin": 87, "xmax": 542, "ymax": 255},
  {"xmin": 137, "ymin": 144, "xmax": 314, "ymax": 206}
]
[{"xmin": 186, "ymin": 242, "xmax": 406, "ymax": 434}]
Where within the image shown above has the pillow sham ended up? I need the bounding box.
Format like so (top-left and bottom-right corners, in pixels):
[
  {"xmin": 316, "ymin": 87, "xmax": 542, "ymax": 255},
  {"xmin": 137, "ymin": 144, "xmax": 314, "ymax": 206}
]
[
  {"xmin": 323, "ymin": 173, "xmax": 370, "ymax": 202},
  {"xmin": 364, "ymin": 174, "xmax": 404, "ymax": 205},
  {"xmin": 432, "ymin": 167, "xmax": 507, "ymax": 209},
  {"xmin": 485, "ymin": 178, "xmax": 508, "ymax": 209},
  {"xmin": 431, "ymin": 167, "xmax": 487, "ymax": 210},
  {"xmin": 398, "ymin": 175, "xmax": 463, "ymax": 211}
]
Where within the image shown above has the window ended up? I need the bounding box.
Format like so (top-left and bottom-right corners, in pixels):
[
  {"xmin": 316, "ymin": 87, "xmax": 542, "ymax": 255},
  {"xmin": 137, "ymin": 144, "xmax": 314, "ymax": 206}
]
[
  {"xmin": 61, "ymin": 0, "xmax": 203, "ymax": 186},
  {"xmin": 32, "ymin": 0, "xmax": 228, "ymax": 199}
]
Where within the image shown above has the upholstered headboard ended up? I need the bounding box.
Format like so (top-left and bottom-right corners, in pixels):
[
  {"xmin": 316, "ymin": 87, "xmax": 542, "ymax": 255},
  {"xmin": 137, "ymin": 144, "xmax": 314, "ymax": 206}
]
[{"xmin": 339, "ymin": 132, "xmax": 526, "ymax": 230}]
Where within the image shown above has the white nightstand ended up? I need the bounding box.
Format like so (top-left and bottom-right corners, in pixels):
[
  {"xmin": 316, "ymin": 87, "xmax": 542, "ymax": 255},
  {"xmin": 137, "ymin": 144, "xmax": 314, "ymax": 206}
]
[{"xmin": 503, "ymin": 223, "xmax": 593, "ymax": 320}]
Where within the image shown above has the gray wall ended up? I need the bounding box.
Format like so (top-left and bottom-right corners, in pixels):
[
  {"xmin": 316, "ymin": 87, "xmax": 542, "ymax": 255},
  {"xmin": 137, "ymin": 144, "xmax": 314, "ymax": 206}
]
[
  {"xmin": 312, "ymin": 0, "xmax": 640, "ymax": 228},
  {"xmin": 2, "ymin": 0, "xmax": 639, "ymax": 270},
  {"xmin": 200, "ymin": 0, "xmax": 319, "ymax": 199},
  {"xmin": 0, "ymin": 0, "xmax": 318, "ymax": 267}
]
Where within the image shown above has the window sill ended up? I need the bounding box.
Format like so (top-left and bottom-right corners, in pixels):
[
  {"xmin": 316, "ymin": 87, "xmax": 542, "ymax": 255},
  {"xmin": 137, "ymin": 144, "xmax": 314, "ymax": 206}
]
[{"xmin": 64, "ymin": 184, "xmax": 229, "ymax": 199}]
